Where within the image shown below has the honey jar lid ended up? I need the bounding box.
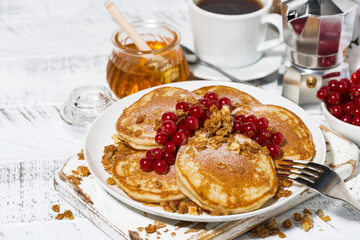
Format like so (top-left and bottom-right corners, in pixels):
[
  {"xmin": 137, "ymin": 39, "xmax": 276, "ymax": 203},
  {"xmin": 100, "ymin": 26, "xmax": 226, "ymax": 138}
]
[{"xmin": 60, "ymin": 85, "xmax": 115, "ymax": 138}]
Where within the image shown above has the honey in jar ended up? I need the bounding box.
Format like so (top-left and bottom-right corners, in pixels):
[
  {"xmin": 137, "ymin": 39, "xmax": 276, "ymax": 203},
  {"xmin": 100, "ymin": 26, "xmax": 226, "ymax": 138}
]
[{"xmin": 107, "ymin": 21, "xmax": 189, "ymax": 99}]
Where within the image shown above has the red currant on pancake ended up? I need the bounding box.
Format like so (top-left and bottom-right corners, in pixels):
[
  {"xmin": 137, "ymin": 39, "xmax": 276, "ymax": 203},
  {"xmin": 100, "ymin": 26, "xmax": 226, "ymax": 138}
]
[
  {"xmin": 189, "ymin": 105, "xmax": 204, "ymax": 119},
  {"xmin": 199, "ymin": 109, "xmax": 210, "ymax": 127},
  {"xmin": 185, "ymin": 116, "xmax": 199, "ymax": 130},
  {"xmin": 146, "ymin": 149, "xmax": 154, "ymax": 159},
  {"xmin": 210, "ymin": 100, "xmax": 221, "ymax": 110},
  {"xmin": 233, "ymin": 120, "xmax": 243, "ymax": 132},
  {"xmin": 254, "ymin": 135, "xmax": 265, "ymax": 146},
  {"xmin": 176, "ymin": 101, "xmax": 189, "ymax": 112},
  {"xmin": 164, "ymin": 141, "xmax": 177, "ymax": 153},
  {"xmin": 177, "ymin": 126, "xmax": 192, "ymax": 137},
  {"xmin": 255, "ymin": 117, "xmax": 269, "ymax": 130},
  {"xmin": 242, "ymin": 122, "xmax": 258, "ymax": 138},
  {"xmin": 164, "ymin": 151, "xmax": 176, "ymax": 165},
  {"xmin": 172, "ymin": 131, "xmax": 187, "ymax": 146},
  {"xmin": 155, "ymin": 133, "xmax": 167, "ymax": 145},
  {"xmin": 245, "ymin": 114, "xmax": 257, "ymax": 124},
  {"xmin": 153, "ymin": 159, "xmax": 168, "ymax": 174},
  {"xmin": 199, "ymin": 98, "xmax": 212, "ymax": 109},
  {"xmin": 219, "ymin": 97, "xmax": 231, "ymax": 107},
  {"xmin": 267, "ymin": 143, "xmax": 281, "ymax": 158},
  {"xmin": 162, "ymin": 112, "xmax": 177, "ymax": 122},
  {"xmin": 235, "ymin": 114, "xmax": 246, "ymax": 122},
  {"xmin": 204, "ymin": 91, "xmax": 219, "ymax": 101},
  {"xmin": 272, "ymin": 132, "xmax": 284, "ymax": 145},
  {"xmin": 329, "ymin": 105, "xmax": 343, "ymax": 118},
  {"xmin": 140, "ymin": 157, "xmax": 154, "ymax": 171},
  {"xmin": 161, "ymin": 120, "xmax": 177, "ymax": 135},
  {"xmin": 150, "ymin": 148, "xmax": 163, "ymax": 160},
  {"xmin": 259, "ymin": 129, "xmax": 272, "ymax": 142}
]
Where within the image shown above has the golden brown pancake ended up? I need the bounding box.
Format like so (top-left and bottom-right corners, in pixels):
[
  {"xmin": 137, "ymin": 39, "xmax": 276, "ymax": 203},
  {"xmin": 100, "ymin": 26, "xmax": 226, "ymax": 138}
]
[
  {"xmin": 109, "ymin": 144, "xmax": 185, "ymax": 203},
  {"xmin": 175, "ymin": 133, "xmax": 278, "ymax": 213},
  {"xmin": 116, "ymin": 87, "xmax": 199, "ymax": 150},
  {"xmin": 193, "ymin": 85, "xmax": 261, "ymax": 107},
  {"xmin": 233, "ymin": 105, "xmax": 316, "ymax": 161}
]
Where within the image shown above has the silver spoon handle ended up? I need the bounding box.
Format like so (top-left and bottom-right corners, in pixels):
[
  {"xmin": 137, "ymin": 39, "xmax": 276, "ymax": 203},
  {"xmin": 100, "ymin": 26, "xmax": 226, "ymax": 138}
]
[{"xmin": 199, "ymin": 59, "xmax": 247, "ymax": 83}]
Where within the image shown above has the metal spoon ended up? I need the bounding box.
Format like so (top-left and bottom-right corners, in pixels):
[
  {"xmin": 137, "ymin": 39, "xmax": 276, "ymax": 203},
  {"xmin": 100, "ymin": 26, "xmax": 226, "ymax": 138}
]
[{"xmin": 180, "ymin": 44, "xmax": 244, "ymax": 82}]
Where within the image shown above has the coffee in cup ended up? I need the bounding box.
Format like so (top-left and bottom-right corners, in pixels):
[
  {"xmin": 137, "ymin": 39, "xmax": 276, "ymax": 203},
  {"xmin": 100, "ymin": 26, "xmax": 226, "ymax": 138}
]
[{"xmin": 189, "ymin": 0, "xmax": 283, "ymax": 68}]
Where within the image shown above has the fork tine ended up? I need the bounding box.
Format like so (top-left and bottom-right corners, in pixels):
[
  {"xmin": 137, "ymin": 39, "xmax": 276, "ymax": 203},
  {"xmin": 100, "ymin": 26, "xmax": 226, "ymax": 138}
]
[
  {"xmin": 276, "ymin": 168, "xmax": 316, "ymax": 184},
  {"xmin": 277, "ymin": 159, "xmax": 324, "ymax": 173},
  {"xmin": 276, "ymin": 163, "xmax": 321, "ymax": 178}
]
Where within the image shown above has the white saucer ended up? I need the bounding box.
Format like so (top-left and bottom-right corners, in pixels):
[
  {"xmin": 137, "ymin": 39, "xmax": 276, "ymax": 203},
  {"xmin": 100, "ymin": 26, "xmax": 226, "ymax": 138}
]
[{"xmin": 189, "ymin": 44, "xmax": 285, "ymax": 81}]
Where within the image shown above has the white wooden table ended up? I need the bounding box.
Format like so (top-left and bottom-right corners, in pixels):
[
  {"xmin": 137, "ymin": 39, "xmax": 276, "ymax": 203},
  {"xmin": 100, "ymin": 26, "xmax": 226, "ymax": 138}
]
[{"xmin": 0, "ymin": 0, "xmax": 359, "ymax": 239}]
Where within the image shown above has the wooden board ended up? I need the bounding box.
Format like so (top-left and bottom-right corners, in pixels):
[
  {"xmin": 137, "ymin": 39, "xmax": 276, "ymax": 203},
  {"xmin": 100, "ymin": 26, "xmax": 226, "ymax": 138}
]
[{"xmin": 54, "ymin": 125, "xmax": 360, "ymax": 240}]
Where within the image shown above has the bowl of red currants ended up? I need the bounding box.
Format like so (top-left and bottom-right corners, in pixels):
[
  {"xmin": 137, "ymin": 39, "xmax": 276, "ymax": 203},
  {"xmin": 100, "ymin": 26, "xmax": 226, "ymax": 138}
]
[{"xmin": 317, "ymin": 69, "xmax": 360, "ymax": 146}]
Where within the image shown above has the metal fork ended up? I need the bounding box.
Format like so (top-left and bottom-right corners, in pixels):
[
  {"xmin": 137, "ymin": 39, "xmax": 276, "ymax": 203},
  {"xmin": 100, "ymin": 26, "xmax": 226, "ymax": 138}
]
[{"xmin": 276, "ymin": 159, "xmax": 360, "ymax": 211}]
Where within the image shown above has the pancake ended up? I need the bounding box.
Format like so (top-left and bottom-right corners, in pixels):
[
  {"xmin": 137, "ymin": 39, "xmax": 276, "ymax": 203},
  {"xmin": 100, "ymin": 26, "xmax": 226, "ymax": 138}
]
[
  {"xmin": 175, "ymin": 133, "xmax": 278, "ymax": 213},
  {"xmin": 193, "ymin": 85, "xmax": 261, "ymax": 108},
  {"xmin": 233, "ymin": 105, "xmax": 316, "ymax": 161},
  {"xmin": 116, "ymin": 87, "xmax": 199, "ymax": 150},
  {"xmin": 111, "ymin": 145, "xmax": 185, "ymax": 203}
]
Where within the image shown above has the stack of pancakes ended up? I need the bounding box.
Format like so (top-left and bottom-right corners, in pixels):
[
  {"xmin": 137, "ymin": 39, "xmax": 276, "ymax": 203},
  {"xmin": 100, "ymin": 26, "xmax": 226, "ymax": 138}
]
[{"xmin": 104, "ymin": 85, "xmax": 316, "ymax": 214}]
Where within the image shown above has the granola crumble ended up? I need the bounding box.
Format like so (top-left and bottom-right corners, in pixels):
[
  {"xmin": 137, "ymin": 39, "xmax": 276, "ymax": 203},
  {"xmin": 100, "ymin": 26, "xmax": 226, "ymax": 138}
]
[
  {"xmin": 51, "ymin": 204, "xmax": 60, "ymax": 213},
  {"xmin": 77, "ymin": 149, "xmax": 84, "ymax": 160},
  {"xmin": 106, "ymin": 177, "xmax": 116, "ymax": 185},
  {"xmin": 77, "ymin": 166, "xmax": 90, "ymax": 177}
]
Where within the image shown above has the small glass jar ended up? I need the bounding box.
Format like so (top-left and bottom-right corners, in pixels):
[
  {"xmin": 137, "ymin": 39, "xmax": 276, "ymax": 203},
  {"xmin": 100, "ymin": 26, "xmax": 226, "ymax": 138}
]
[{"xmin": 106, "ymin": 20, "xmax": 189, "ymax": 99}]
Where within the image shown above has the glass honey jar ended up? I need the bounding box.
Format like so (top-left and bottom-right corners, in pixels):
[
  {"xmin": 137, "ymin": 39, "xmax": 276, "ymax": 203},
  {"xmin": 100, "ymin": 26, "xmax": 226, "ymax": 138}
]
[{"xmin": 106, "ymin": 20, "xmax": 190, "ymax": 99}]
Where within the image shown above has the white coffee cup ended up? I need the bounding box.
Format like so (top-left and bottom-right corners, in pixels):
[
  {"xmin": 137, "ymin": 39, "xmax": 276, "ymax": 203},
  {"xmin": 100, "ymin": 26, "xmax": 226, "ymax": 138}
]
[{"xmin": 189, "ymin": 0, "xmax": 283, "ymax": 68}]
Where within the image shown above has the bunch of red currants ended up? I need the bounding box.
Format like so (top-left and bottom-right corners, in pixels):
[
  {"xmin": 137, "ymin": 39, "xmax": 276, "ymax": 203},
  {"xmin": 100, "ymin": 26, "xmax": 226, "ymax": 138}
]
[
  {"xmin": 140, "ymin": 91, "xmax": 232, "ymax": 174},
  {"xmin": 232, "ymin": 114, "xmax": 284, "ymax": 158},
  {"xmin": 317, "ymin": 69, "xmax": 360, "ymax": 126}
]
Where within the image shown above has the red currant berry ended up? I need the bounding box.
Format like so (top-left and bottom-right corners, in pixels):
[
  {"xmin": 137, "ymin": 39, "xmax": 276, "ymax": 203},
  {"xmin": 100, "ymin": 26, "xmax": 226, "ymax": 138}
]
[
  {"xmin": 164, "ymin": 141, "xmax": 177, "ymax": 153},
  {"xmin": 204, "ymin": 91, "xmax": 219, "ymax": 101},
  {"xmin": 155, "ymin": 133, "xmax": 167, "ymax": 145},
  {"xmin": 189, "ymin": 105, "xmax": 204, "ymax": 119},
  {"xmin": 327, "ymin": 91, "xmax": 341, "ymax": 105},
  {"xmin": 336, "ymin": 81, "xmax": 349, "ymax": 95},
  {"xmin": 219, "ymin": 97, "xmax": 231, "ymax": 107},
  {"xmin": 349, "ymin": 85, "xmax": 360, "ymax": 97},
  {"xmin": 210, "ymin": 100, "xmax": 221, "ymax": 110},
  {"xmin": 354, "ymin": 96, "xmax": 360, "ymax": 107},
  {"xmin": 327, "ymin": 80, "xmax": 338, "ymax": 91},
  {"xmin": 341, "ymin": 78, "xmax": 351, "ymax": 86},
  {"xmin": 161, "ymin": 120, "xmax": 177, "ymax": 135},
  {"xmin": 351, "ymin": 72, "xmax": 360, "ymax": 85},
  {"xmin": 342, "ymin": 102, "xmax": 355, "ymax": 115},
  {"xmin": 199, "ymin": 109, "xmax": 210, "ymax": 127},
  {"xmin": 185, "ymin": 116, "xmax": 199, "ymax": 130},
  {"xmin": 255, "ymin": 117, "xmax": 269, "ymax": 130},
  {"xmin": 245, "ymin": 114, "xmax": 257, "ymax": 123},
  {"xmin": 157, "ymin": 127, "xmax": 165, "ymax": 134},
  {"xmin": 340, "ymin": 115, "xmax": 352, "ymax": 124},
  {"xmin": 329, "ymin": 105, "xmax": 343, "ymax": 118},
  {"xmin": 164, "ymin": 151, "xmax": 176, "ymax": 165},
  {"xmin": 353, "ymin": 106, "xmax": 360, "ymax": 116},
  {"xmin": 254, "ymin": 135, "xmax": 265, "ymax": 146},
  {"xmin": 259, "ymin": 129, "xmax": 272, "ymax": 141},
  {"xmin": 352, "ymin": 116, "xmax": 360, "ymax": 126},
  {"xmin": 150, "ymin": 148, "xmax": 163, "ymax": 160},
  {"xmin": 199, "ymin": 98, "xmax": 212, "ymax": 109},
  {"xmin": 235, "ymin": 114, "xmax": 246, "ymax": 122},
  {"xmin": 242, "ymin": 122, "xmax": 258, "ymax": 138},
  {"xmin": 176, "ymin": 101, "xmax": 189, "ymax": 112},
  {"xmin": 140, "ymin": 157, "xmax": 154, "ymax": 171},
  {"xmin": 153, "ymin": 159, "xmax": 168, "ymax": 174},
  {"xmin": 162, "ymin": 112, "xmax": 177, "ymax": 122},
  {"xmin": 272, "ymin": 132, "xmax": 284, "ymax": 145},
  {"xmin": 267, "ymin": 143, "xmax": 281, "ymax": 158},
  {"xmin": 172, "ymin": 131, "xmax": 187, "ymax": 146},
  {"xmin": 317, "ymin": 86, "xmax": 330, "ymax": 101},
  {"xmin": 146, "ymin": 150, "xmax": 154, "ymax": 159},
  {"xmin": 177, "ymin": 126, "xmax": 192, "ymax": 137},
  {"xmin": 233, "ymin": 120, "xmax": 243, "ymax": 132}
]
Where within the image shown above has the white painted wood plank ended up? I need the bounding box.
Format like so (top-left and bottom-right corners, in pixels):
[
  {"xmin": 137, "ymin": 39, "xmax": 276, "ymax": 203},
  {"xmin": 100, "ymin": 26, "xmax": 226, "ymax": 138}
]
[{"xmin": 0, "ymin": 220, "xmax": 110, "ymax": 240}]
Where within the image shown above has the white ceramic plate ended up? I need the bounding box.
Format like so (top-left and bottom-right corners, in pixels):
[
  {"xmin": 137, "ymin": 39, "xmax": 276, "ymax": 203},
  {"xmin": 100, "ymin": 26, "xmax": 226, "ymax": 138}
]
[
  {"xmin": 84, "ymin": 81, "xmax": 326, "ymax": 222},
  {"xmin": 189, "ymin": 44, "xmax": 285, "ymax": 82}
]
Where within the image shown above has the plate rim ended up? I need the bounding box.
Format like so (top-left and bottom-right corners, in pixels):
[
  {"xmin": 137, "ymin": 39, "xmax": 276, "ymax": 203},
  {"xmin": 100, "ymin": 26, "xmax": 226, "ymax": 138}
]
[{"xmin": 84, "ymin": 80, "xmax": 326, "ymax": 222}]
